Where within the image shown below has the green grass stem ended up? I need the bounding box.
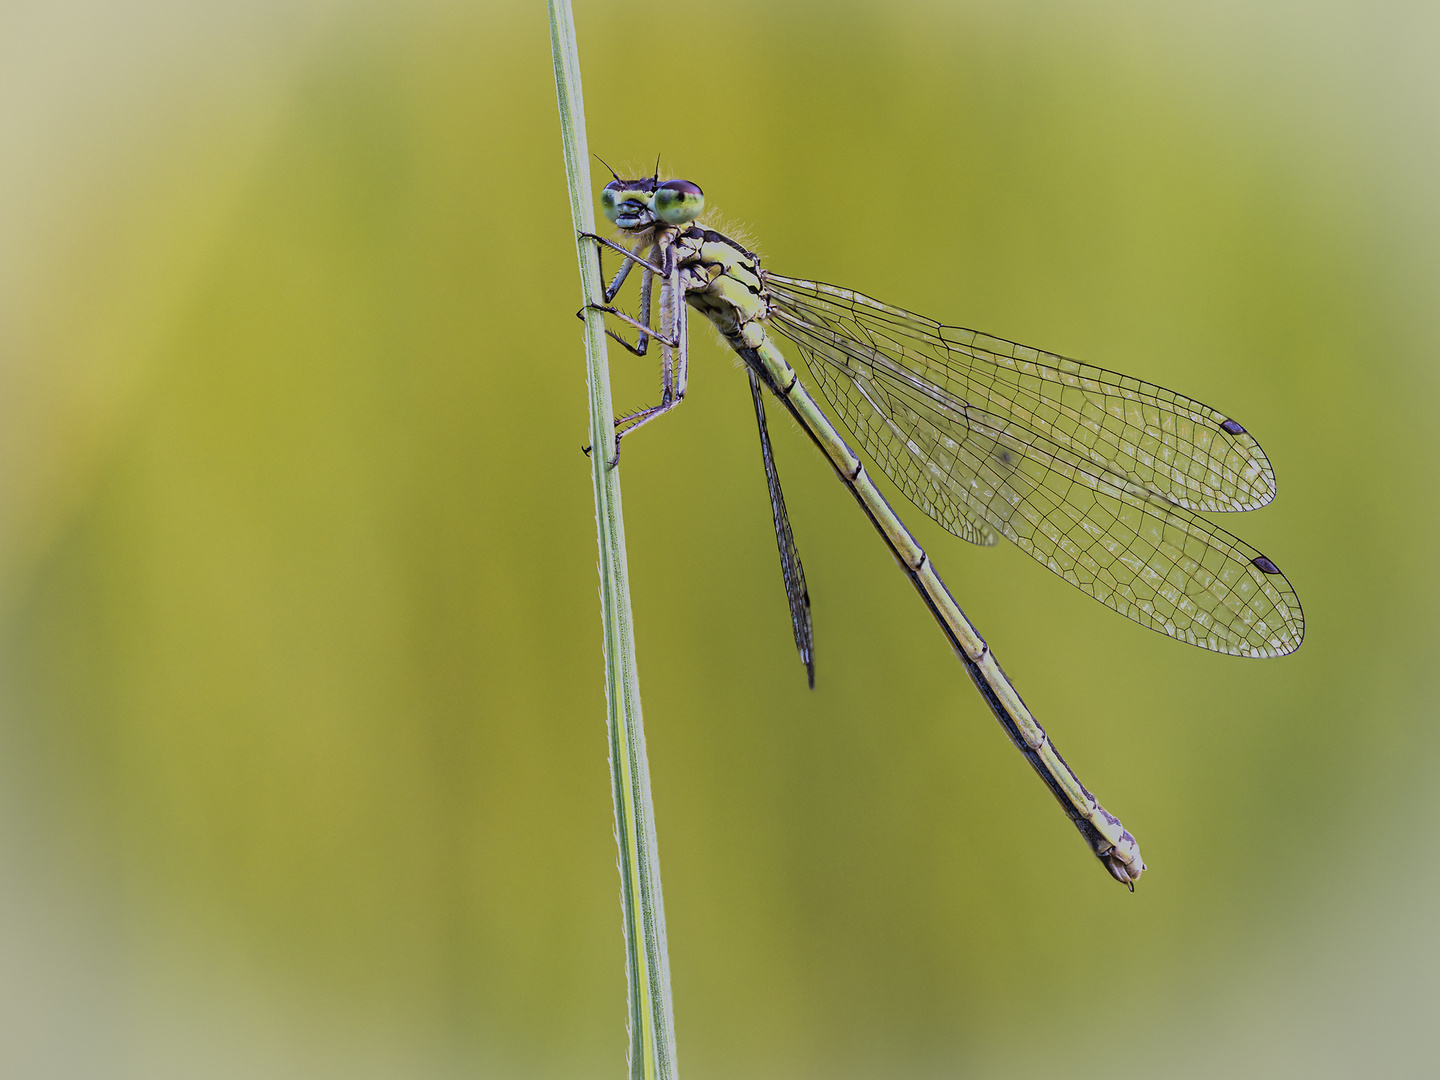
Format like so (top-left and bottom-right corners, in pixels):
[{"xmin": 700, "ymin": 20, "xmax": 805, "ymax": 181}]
[{"xmin": 546, "ymin": 3, "xmax": 678, "ymax": 1077}]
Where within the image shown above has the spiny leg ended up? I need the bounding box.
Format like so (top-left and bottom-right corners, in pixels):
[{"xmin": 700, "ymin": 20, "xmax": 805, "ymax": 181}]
[
  {"xmin": 577, "ymin": 234, "xmax": 664, "ymax": 355},
  {"xmin": 601, "ymin": 238, "xmax": 690, "ymax": 466},
  {"xmin": 580, "ymin": 238, "xmax": 674, "ymax": 464},
  {"xmin": 596, "ymin": 234, "xmax": 657, "ymax": 302},
  {"xmin": 581, "ymin": 231, "xmax": 665, "ymax": 287},
  {"xmin": 586, "ymin": 296, "xmax": 677, "ymax": 350},
  {"xmin": 600, "ymin": 234, "xmax": 656, "ymax": 356}
]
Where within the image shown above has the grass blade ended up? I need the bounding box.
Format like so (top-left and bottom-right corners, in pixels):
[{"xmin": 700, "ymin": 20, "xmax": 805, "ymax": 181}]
[{"xmin": 546, "ymin": 3, "xmax": 678, "ymax": 1077}]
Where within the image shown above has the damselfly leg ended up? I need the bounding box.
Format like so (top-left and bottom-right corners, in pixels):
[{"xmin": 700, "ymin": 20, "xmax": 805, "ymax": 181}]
[{"xmin": 580, "ymin": 232, "xmax": 689, "ymax": 466}]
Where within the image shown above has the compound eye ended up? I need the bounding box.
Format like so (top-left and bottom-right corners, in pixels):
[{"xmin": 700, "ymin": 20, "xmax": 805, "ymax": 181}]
[
  {"xmin": 600, "ymin": 182, "xmax": 623, "ymax": 224},
  {"xmin": 654, "ymin": 179, "xmax": 705, "ymax": 224}
]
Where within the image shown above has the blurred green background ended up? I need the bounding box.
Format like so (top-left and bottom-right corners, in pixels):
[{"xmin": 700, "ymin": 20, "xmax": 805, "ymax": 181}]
[{"xmin": 2, "ymin": 0, "xmax": 1437, "ymax": 1076}]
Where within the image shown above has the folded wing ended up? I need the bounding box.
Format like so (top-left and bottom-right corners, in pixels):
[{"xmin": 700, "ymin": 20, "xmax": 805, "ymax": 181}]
[{"xmin": 766, "ymin": 274, "xmax": 1303, "ymax": 657}]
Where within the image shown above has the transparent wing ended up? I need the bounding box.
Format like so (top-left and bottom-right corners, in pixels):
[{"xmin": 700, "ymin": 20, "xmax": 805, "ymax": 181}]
[
  {"xmin": 765, "ymin": 274, "xmax": 1303, "ymax": 657},
  {"xmin": 749, "ymin": 369, "xmax": 815, "ymax": 687}
]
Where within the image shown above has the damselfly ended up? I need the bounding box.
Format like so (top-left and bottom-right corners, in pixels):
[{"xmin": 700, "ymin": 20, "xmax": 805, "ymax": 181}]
[{"xmin": 581, "ymin": 173, "xmax": 1304, "ymax": 888}]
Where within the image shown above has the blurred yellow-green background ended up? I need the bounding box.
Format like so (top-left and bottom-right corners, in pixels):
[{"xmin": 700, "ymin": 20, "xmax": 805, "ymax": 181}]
[{"xmin": 3, "ymin": 1, "xmax": 1437, "ymax": 1076}]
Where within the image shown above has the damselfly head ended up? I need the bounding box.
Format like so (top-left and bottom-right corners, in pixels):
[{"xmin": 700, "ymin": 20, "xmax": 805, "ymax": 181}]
[
  {"xmin": 600, "ymin": 178, "xmax": 657, "ymax": 229},
  {"xmin": 600, "ymin": 177, "xmax": 705, "ymax": 230}
]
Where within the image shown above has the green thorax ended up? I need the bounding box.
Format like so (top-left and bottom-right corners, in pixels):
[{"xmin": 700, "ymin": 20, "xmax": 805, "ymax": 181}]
[{"xmin": 667, "ymin": 224, "xmax": 774, "ymax": 353}]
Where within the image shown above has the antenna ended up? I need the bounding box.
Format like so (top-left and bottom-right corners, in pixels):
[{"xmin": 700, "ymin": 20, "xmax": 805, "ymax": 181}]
[{"xmin": 594, "ymin": 154, "xmax": 621, "ymax": 182}]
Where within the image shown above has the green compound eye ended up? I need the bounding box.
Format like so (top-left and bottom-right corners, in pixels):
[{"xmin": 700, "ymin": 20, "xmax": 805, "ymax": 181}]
[
  {"xmin": 600, "ymin": 181, "xmax": 624, "ymax": 224},
  {"xmin": 653, "ymin": 179, "xmax": 705, "ymax": 224}
]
